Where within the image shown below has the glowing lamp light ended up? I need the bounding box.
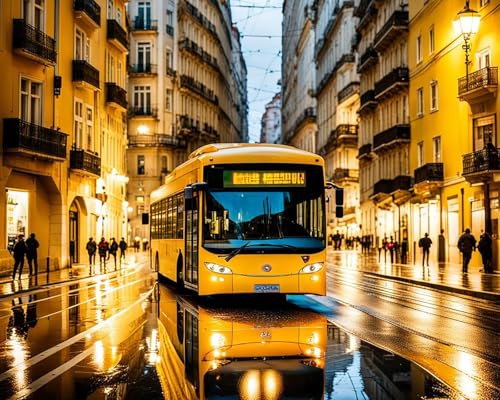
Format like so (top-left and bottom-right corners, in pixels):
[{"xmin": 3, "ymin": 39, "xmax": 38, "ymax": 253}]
[
  {"xmin": 137, "ymin": 125, "xmax": 149, "ymax": 134},
  {"xmin": 455, "ymin": 2, "xmax": 480, "ymax": 37}
]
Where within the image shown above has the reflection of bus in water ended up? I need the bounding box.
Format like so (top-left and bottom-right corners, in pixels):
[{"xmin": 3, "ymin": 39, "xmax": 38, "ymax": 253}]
[
  {"xmin": 156, "ymin": 286, "xmax": 326, "ymax": 399},
  {"xmin": 150, "ymin": 143, "xmax": 327, "ymax": 296}
]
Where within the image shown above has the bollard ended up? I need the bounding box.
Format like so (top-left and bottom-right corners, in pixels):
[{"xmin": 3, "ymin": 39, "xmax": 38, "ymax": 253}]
[{"xmin": 46, "ymin": 257, "xmax": 50, "ymax": 274}]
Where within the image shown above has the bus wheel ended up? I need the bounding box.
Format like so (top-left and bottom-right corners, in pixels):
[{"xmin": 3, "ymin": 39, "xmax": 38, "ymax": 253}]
[
  {"xmin": 176, "ymin": 253, "xmax": 184, "ymax": 287},
  {"xmin": 155, "ymin": 252, "xmax": 159, "ymax": 272}
]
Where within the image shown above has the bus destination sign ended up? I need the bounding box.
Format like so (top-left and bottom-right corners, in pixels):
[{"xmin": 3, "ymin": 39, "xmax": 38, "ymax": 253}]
[{"xmin": 223, "ymin": 171, "xmax": 306, "ymax": 187}]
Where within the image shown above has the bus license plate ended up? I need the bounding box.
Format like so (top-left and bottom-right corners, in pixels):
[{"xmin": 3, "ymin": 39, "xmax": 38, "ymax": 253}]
[{"xmin": 254, "ymin": 284, "xmax": 280, "ymax": 293}]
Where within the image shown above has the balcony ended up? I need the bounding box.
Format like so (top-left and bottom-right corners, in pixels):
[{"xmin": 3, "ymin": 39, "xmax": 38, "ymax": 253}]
[
  {"xmin": 337, "ymin": 82, "xmax": 359, "ymax": 104},
  {"xmin": 373, "ymin": 124, "xmax": 410, "ymax": 152},
  {"xmin": 74, "ymin": 0, "xmax": 101, "ymax": 29},
  {"xmin": 128, "ymin": 63, "xmax": 158, "ymax": 75},
  {"xmin": 131, "ymin": 18, "xmax": 158, "ymax": 31},
  {"xmin": 373, "ymin": 10, "xmax": 408, "ymax": 52},
  {"xmin": 358, "ymin": 143, "xmax": 372, "ymax": 160},
  {"xmin": 72, "ymin": 60, "xmax": 100, "ymax": 89},
  {"xmin": 374, "ymin": 67, "xmax": 409, "ymax": 100},
  {"xmin": 179, "ymin": 74, "xmax": 217, "ymax": 104},
  {"xmin": 458, "ymin": 66, "xmax": 498, "ymax": 104},
  {"xmin": 462, "ymin": 146, "xmax": 500, "ymax": 184},
  {"xmin": 106, "ymin": 19, "xmax": 128, "ymax": 51},
  {"xmin": 392, "ymin": 175, "xmax": 412, "ymax": 192},
  {"xmin": 128, "ymin": 134, "xmax": 186, "ymax": 148},
  {"xmin": 359, "ymin": 90, "xmax": 377, "ymax": 113},
  {"xmin": 70, "ymin": 147, "xmax": 101, "ymax": 177},
  {"xmin": 128, "ymin": 106, "xmax": 158, "ymax": 118},
  {"xmin": 12, "ymin": 19, "xmax": 56, "ymax": 64},
  {"xmin": 3, "ymin": 118, "xmax": 67, "ymax": 160},
  {"xmin": 372, "ymin": 179, "xmax": 393, "ymax": 199},
  {"xmin": 414, "ymin": 162, "xmax": 444, "ymax": 198},
  {"xmin": 358, "ymin": 46, "xmax": 378, "ymax": 73},
  {"xmin": 414, "ymin": 163, "xmax": 443, "ymax": 184},
  {"xmin": 332, "ymin": 168, "xmax": 359, "ymax": 182},
  {"xmin": 105, "ymin": 83, "xmax": 127, "ymax": 109}
]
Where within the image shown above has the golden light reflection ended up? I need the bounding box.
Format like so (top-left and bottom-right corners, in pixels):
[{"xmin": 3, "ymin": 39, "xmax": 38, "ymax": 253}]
[
  {"xmin": 211, "ymin": 333, "xmax": 226, "ymax": 348},
  {"xmin": 94, "ymin": 340, "xmax": 104, "ymax": 369},
  {"xmin": 262, "ymin": 369, "xmax": 282, "ymax": 399},
  {"xmin": 239, "ymin": 369, "xmax": 283, "ymax": 400},
  {"xmin": 240, "ymin": 370, "xmax": 260, "ymax": 400}
]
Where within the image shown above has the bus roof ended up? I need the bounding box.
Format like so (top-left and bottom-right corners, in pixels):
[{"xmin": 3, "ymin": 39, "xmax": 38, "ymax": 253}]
[{"xmin": 188, "ymin": 143, "xmax": 323, "ymax": 165}]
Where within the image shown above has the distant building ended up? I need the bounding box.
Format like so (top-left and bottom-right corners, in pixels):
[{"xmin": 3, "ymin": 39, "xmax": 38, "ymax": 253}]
[{"xmin": 260, "ymin": 93, "xmax": 281, "ymax": 144}]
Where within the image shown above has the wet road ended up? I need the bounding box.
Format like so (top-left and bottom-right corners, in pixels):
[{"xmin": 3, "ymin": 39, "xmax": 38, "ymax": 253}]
[{"xmin": 0, "ymin": 253, "xmax": 498, "ymax": 399}]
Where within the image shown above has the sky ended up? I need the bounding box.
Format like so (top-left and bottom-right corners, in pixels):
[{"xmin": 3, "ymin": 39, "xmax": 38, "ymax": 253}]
[{"xmin": 230, "ymin": 1, "xmax": 283, "ymax": 143}]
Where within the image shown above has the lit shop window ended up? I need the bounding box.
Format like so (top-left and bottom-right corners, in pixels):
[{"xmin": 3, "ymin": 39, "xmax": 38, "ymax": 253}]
[{"xmin": 6, "ymin": 190, "xmax": 29, "ymax": 249}]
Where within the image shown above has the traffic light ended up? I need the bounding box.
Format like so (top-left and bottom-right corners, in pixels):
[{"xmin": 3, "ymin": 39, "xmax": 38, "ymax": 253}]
[{"xmin": 335, "ymin": 187, "xmax": 344, "ymax": 218}]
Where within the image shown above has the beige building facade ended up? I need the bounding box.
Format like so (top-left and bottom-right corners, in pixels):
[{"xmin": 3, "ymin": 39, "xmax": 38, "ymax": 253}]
[{"xmin": 0, "ymin": 0, "xmax": 129, "ymax": 274}]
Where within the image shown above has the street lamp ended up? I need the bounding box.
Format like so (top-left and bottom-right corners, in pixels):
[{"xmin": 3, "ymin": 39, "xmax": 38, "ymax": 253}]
[{"xmin": 454, "ymin": 0, "xmax": 480, "ymax": 89}]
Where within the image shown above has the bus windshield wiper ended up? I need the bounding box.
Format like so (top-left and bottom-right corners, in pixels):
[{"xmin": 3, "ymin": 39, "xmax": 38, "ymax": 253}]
[
  {"xmin": 255, "ymin": 243, "xmax": 299, "ymax": 251},
  {"xmin": 225, "ymin": 241, "xmax": 250, "ymax": 262}
]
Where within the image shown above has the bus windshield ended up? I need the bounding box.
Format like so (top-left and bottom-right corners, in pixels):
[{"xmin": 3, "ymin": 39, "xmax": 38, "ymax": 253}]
[{"xmin": 203, "ymin": 188, "xmax": 325, "ymax": 253}]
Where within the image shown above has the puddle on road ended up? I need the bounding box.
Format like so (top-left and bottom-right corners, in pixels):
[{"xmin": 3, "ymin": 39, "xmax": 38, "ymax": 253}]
[{"xmin": 30, "ymin": 285, "xmax": 460, "ymax": 399}]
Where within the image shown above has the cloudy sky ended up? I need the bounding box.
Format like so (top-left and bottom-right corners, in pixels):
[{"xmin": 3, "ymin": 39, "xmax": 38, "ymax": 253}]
[{"xmin": 230, "ymin": 1, "xmax": 283, "ymax": 143}]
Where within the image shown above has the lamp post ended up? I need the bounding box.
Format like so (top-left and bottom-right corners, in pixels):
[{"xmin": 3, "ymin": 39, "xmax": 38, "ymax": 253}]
[{"xmin": 454, "ymin": 0, "xmax": 480, "ymax": 90}]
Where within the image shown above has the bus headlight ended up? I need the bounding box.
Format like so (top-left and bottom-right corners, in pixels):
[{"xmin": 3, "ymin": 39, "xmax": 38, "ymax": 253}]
[
  {"xmin": 205, "ymin": 262, "xmax": 233, "ymax": 274},
  {"xmin": 300, "ymin": 263, "xmax": 323, "ymax": 274}
]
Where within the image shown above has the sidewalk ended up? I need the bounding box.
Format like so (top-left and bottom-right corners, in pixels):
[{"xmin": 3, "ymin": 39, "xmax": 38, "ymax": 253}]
[
  {"xmin": 328, "ymin": 249, "xmax": 500, "ymax": 301},
  {"xmin": 0, "ymin": 253, "xmax": 149, "ymax": 299},
  {"xmin": 0, "ymin": 251, "xmax": 498, "ymax": 301}
]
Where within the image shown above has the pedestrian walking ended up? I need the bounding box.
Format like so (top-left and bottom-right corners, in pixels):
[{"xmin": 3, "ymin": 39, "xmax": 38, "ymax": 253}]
[
  {"xmin": 119, "ymin": 237, "xmax": 127, "ymax": 262},
  {"xmin": 387, "ymin": 236, "xmax": 395, "ymax": 263},
  {"xmin": 418, "ymin": 233, "xmax": 432, "ymax": 266},
  {"xmin": 332, "ymin": 231, "xmax": 341, "ymax": 250},
  {"xmin": 401, "ymin": 237, "xmax": 408, "ymax": 264},
  {"xmin": 12, "ymin": 234, "xmax": 28, "ymax": 280},
  {"xmin": 477, "ymin": 231, "xmax": 493, "ymax": 273},
  {"xmin": 457, "ymin": 228, "xmax": 476, "ymax": 273},
  {"xmin": 438, "ymin": 229, "xmax": 446, "ymax": 263},
  {"xmin": 98, "ymin": 237, "xmax": 109, "ymax": 272},
  {"xmin": 25, "ymin": 233, "xmax": 39, "ymax": 276},
  {"xmin": 109, "ymin": 238, "xmax": 118, "ymax": 269},
  {"xmin": 86, "ymin": 237, "xmax": 97, "ymax": 270}
]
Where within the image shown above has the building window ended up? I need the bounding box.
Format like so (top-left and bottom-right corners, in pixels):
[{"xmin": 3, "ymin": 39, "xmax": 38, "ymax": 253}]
[
  {"xmin": 166, "ymin": 48, "xmax": 173, "ymax": 72},
  {"xmin": 75, "ymin": 28, "xmax": 90, "ymax": 61},
  {"xmin": 417, "ymin": 87, "xmax": 424, "ymax": 117},
  {"xmin": 21, "ymin": 78, "xmax": 42, "ymax": 125},
  {"xmin": 74, "ymin": 99, "xmax": 83, "ymax": 148},
  {"xmin": 138, "ymin": 1, "xmax": 151, "ymax": 25},
  {"xmin": 165, "ymin": 89, "xmax": 172, "ymax": 112},
  {"xmin": 86, "ymin": 106, "xmax": 93, "ymax": 151},
  {"xmin": 476, "ymin": 49, "xmax": 491, "ymax": 69},
  {"xmin": 473, "ymin": 115, "xmax": 496, "ymax": 150},
  {"xmin": 416, "ymin": 34, "xmax": 422, "ymax": 63},
  {"xmin": 136, "ymin": 195, "xmax": 144, "ymax": 203},
  {"xmin": 137, "ymin": 42, "xmax": 151, "ymax": 70},
  {"xmin": 166, "ymin": 9, "xmax": 173, "ymax": 25},
  {"xmin": 133, "ymin": 85, "xmax": 151, "ymax": 112},
  {"xmin": 433, "ymin": 136, "xmax": 441, "ymax": 162},
  {"xmin": 430, "ymin": 81, "xmax": 438, "ymax": 112},
  {"xmin": 137, "ymin": 155, "xmax": 145, "ymax": 175},
  {"xmin": 23, "ymin": 0, "xmax": 45, "ymax": 30},
  {"xmin": 429, "ymin": 26, "xmax": 434, "ymax": 54},
  {"xmin": 107, "ymin": 0, "xmax": 114, "ymax": 19},
  {"xmin": 417, "ymin": 141, "xmax": 424, "ymax": 167}
]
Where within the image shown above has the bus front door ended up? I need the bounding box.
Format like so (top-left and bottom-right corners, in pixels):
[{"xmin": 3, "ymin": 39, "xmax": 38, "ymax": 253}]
[{"xmin": 184, "ymin": 192, "xmax": 199, "ymax": 289}]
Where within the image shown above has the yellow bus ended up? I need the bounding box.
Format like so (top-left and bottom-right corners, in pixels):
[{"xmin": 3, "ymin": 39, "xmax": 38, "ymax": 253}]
[
  {"xmin": 150, "ymin": 143, "xmax": 328, "ymax": 296},
  {"xmin": 156, "ymin": 285, "xmax": 326, "ymax": 399}
]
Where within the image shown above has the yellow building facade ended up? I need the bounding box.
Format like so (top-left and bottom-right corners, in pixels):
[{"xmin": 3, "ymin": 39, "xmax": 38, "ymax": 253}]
[
  {"xmin": 0, "ymin": 0, "xmax": 128, "ymax": 273},
  {"xmin": 408, "ymin": 0, "xmax": 499, "ymax": 268}
]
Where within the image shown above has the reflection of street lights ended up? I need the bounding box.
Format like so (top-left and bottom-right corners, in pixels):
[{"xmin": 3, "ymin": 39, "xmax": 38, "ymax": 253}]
[{"xmin": 454, "ymin": 0, "xmax": 480, "ymax": 90}]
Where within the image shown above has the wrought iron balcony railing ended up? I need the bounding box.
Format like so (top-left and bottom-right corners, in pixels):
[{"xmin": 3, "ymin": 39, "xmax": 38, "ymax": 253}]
[
  {"xmin": 132, "ymin": 18, "xmax": 158, "ymax": 31},
  {"xmin": 128, "ymin": 134, "xmax": 186, "ymax": 148},
  {"xmin": 414, "ymin": 163, "xmax": 443, "ymax": 184},
  {"xmin": 462, "ymin": 146, "xmax": 500, "ymax": 175},
  {"xmin": 3, "ymin": 118, "xmax": 67, "ymax": 160},
  {"xmin": 358, "ymin": 143, "xmax": 372, "ymax": 159},
  {"xmin": 12, "ymin": 19, "xmax": 56, "ymax": 64},
  {"xmin": 373, "ymin": 179, "xmax": 393, "ymax": 196},
  {"xmin": 107, "ymin": 19, "xmax": 128, "ymax": 50},
  {"xmin": 392, "ymin": 175, "xmax": 412, "ymax": 191},
  {"xmin": 359, "ymin": 90, "xmax": 377, "ymax": 112},
  {"xmin": 374, "ymin": 67, "xmax": 409, "ymax": 99},
  {"xmin": 458, "ymin": 66, "xmax": 498, "ymax": 101},
  {"xmin": 70, "ymin": 147, "xmax": 101, "ymax": 176},
  {"xmin": 105, "ymin": 83, "xmax": 127, "ymax": 109},
  {"xmin": 338, "ymin": 82, "xmax": 360, "ymax": 104},
  {"xmin": 373, "ymin": 10, "xmax": 408, "ymax": 52},
  {"xmin": 74, "ymin": 0, "xmax": 101, "ymax": 28},
  {"xmin": 72, "ymin": 60, "xmax": 100, "ymax": 89},
  {"xmin": 128, "ymin": 106, "xmax": 158, "ymax": 118},
  {"xmin": 358, "ymin": 46, "xmax": 378, "ymax": 72},
  {"xmin": 373, "ymin": 124, "xmax": 410, "ymax": 151},
  {"xmin": 128, "ymin": 63, "xmax": 158, "ymax": 75}
]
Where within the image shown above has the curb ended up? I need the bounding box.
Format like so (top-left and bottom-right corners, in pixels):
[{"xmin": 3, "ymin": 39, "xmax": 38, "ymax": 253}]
[{"xmin": 362, "ymin": 270, "xmax": 500, "ymax": 302}]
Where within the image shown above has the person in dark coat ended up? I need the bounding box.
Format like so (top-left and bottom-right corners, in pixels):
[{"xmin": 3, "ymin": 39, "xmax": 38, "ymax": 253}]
[
  {"xmin": 119, "ymin": 237, "xmax": 127, "ymax": 262},
  {"xmin": 477, "ymin": 231, "xmax": 493, "ymax": 273},
  {"xmin": 98, "ymin": 237, "xmax": 109, "ymax": 272},
  {"xmin": 25, "ymin": 233, "xmax": 39, "ymax": 276},
  {"xmin": 457, "ymin": 228, "xmax": 476, "ymax": 273},
  {"xmin": 418, "ymin": 233, "xmax": 432, "ymax": 266},
  {"xmin": 86, "ymin": 237, "xmax": 97, "ymax": 268},
  {"xmin": 12, "ymin": 234, "xmax": 28, "ymax": 280},
  {"xmin": 109, "ymin": 238, "xmax": 118, "ymax": 269}
]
